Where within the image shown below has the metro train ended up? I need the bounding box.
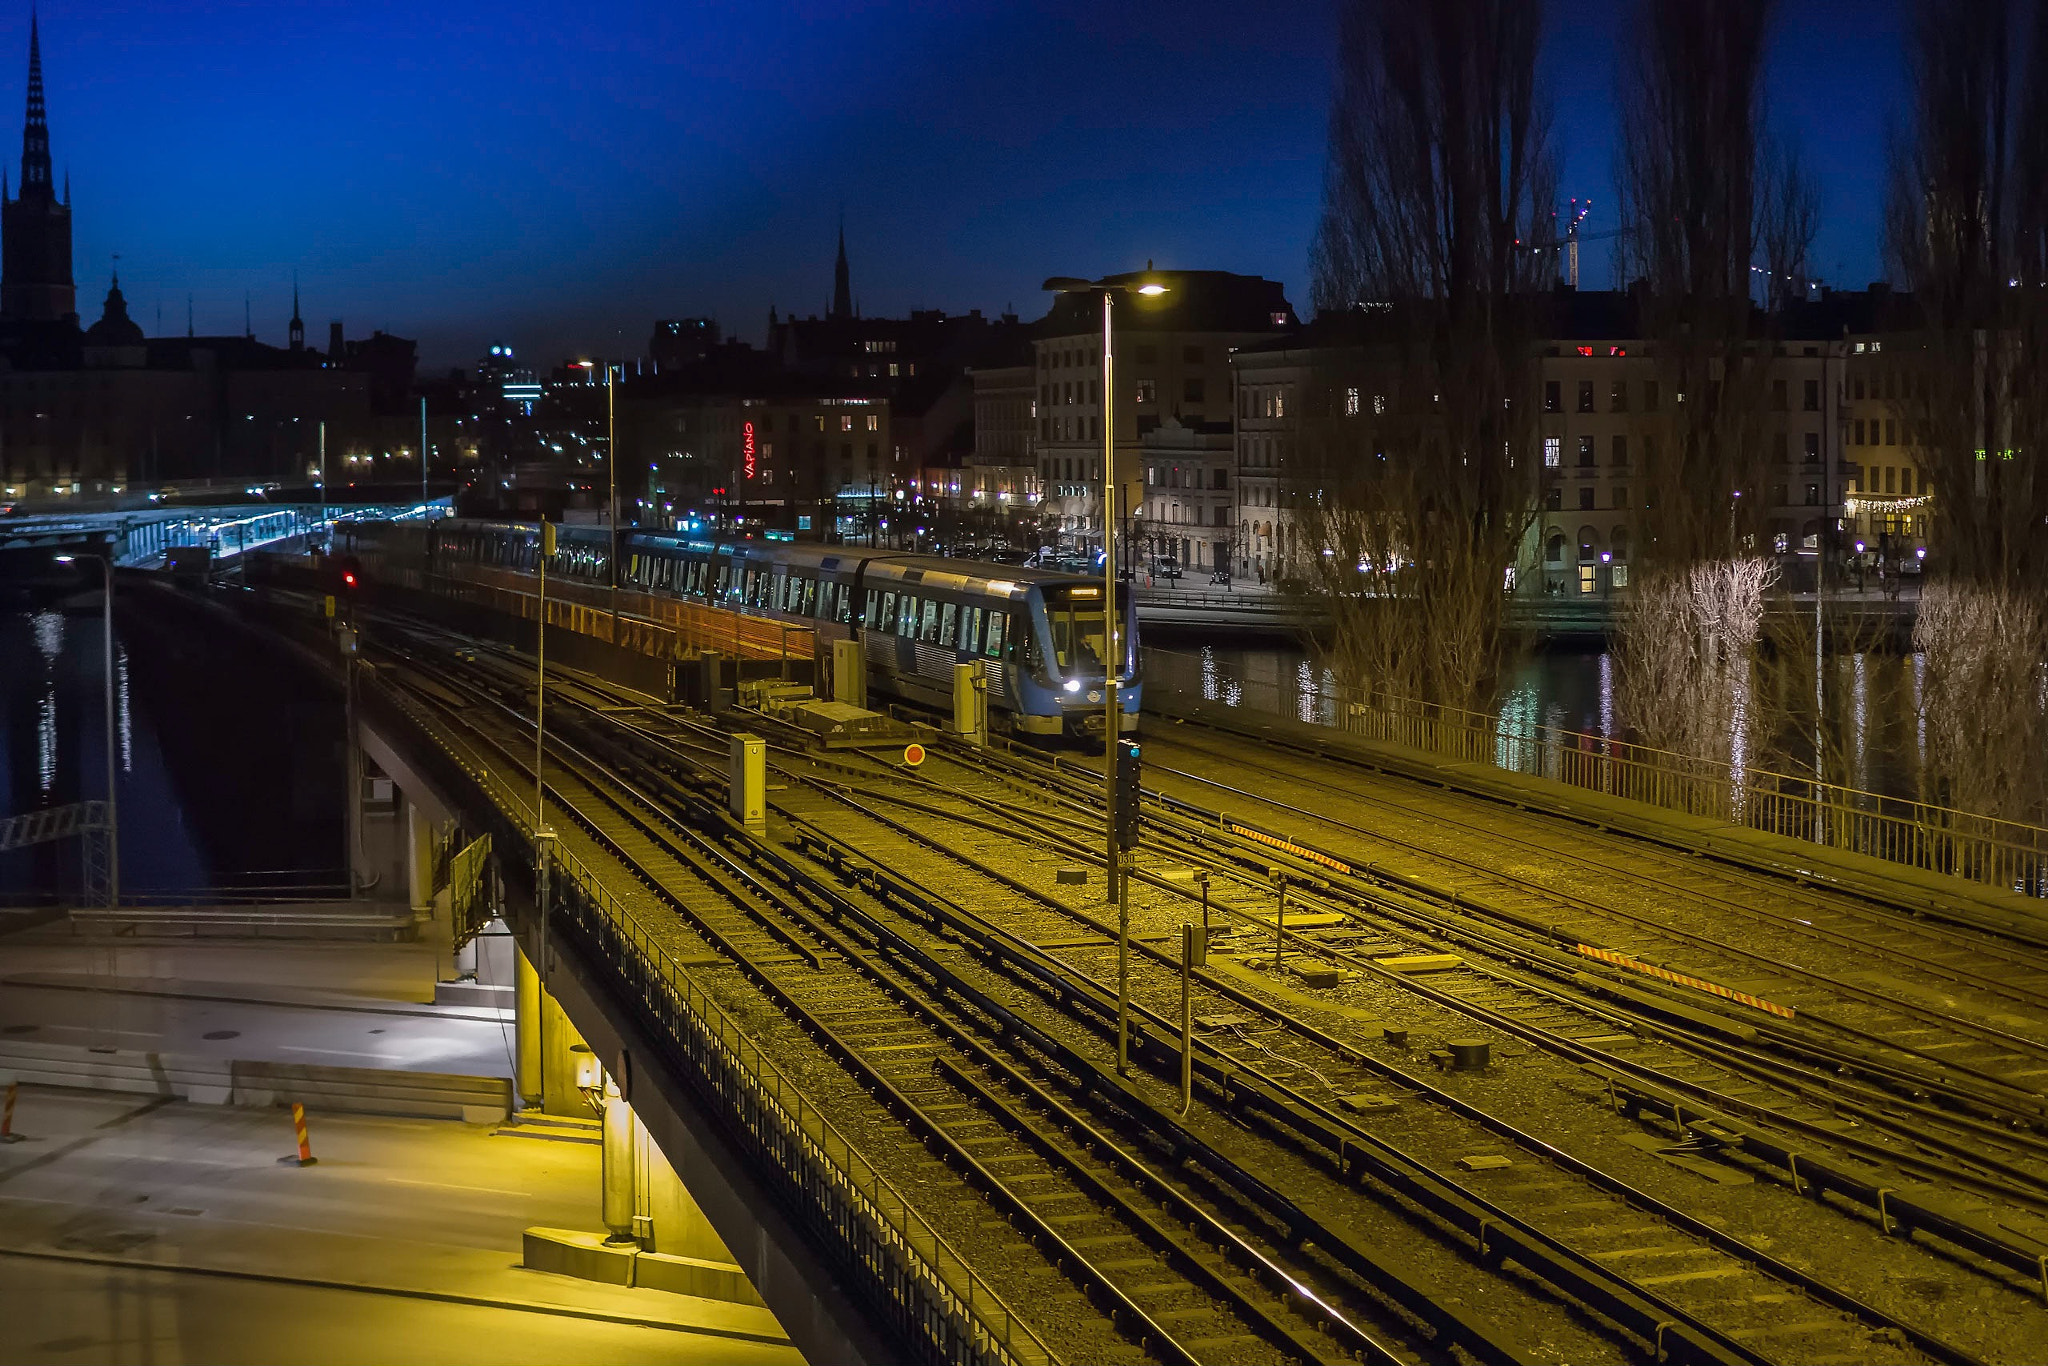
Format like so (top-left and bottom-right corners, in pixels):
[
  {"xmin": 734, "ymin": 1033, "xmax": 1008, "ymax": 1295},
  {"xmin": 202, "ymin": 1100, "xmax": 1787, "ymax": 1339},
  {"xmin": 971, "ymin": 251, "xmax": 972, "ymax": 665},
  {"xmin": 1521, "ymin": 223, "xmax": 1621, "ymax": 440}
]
[{"xmin": 342, "ymin": 519, "xmax": 1139, "ymax": 740}]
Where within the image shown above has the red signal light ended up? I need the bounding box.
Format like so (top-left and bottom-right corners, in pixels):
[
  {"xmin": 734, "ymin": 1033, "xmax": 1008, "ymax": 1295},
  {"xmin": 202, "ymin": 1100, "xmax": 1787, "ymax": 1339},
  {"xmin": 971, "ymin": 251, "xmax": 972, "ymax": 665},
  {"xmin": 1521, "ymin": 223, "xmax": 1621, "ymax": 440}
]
[{"xmin": 342, "ymin": 571, "xmax": 358, "ymax": 588}]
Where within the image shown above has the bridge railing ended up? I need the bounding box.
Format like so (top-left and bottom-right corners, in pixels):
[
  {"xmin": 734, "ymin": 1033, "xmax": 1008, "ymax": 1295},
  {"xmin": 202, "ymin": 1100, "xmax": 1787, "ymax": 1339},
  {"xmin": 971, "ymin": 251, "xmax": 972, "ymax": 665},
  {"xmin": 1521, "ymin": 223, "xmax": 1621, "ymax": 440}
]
[
  {"xmin": 1144, "ymin": 644, "xmax": 2047, "ymax": 898},
  {"xmin": 382, "ymin": 684, "xmax": 1050, "ymax": 1366}
]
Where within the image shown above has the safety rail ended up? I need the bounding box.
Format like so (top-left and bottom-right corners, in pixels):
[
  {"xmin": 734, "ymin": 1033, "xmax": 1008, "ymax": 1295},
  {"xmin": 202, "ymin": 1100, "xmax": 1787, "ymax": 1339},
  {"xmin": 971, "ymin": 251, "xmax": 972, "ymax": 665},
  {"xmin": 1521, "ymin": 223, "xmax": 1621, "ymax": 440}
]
[
  {"xmin": 374, "ymin": 681, "xmax": 1052, "ymax": 1366},
  {"xmin": 1147, "ymin": 644, "xmax": 2048, "ymax": 899}
]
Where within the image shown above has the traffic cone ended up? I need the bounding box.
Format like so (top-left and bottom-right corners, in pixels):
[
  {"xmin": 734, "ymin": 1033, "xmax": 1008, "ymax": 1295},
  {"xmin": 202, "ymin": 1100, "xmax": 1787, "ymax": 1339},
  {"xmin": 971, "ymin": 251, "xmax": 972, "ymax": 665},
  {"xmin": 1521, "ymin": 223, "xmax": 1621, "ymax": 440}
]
[
  {"xmin": 288, "ymin": 1102, "xmax": 317, "ymax": 1166},
  {"xmin": 0, "ymin": 1077, "xmax": 22, "ymax": 1144}
]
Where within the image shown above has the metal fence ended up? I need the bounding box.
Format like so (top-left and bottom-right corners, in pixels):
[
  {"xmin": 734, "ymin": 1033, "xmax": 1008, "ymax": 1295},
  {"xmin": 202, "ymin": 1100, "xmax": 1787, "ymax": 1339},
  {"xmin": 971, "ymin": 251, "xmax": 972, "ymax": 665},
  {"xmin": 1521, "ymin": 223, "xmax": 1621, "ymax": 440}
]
[
  {"xmin": 446, "ymin": 565, "xmax": 815, "ymax": 665},
  {"xmin": 394, "ymin": 688, "xmax": 1051, "ymax": 1366},
  {"xmin": 1145, "ymin": 645, "xmax": 2048, "ymax": 899}
]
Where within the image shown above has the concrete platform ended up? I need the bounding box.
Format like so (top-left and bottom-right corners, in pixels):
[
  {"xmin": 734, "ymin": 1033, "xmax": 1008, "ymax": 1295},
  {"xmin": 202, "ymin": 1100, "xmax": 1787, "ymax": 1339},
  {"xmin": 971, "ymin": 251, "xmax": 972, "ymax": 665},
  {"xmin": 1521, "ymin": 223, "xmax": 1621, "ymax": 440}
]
[
  {"xmin": 0, "ymin": 1092, "xmax": 797, "ymax": 1365},
  {"xmin": 0, "ymin": 935, "xmax": 515, "ymax": 1081}
]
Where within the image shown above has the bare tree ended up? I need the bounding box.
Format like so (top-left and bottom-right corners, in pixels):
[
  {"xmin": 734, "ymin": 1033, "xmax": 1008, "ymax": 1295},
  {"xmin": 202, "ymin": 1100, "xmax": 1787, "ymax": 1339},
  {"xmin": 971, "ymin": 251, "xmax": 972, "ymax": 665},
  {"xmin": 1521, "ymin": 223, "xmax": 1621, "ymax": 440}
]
[
  {"xmin": 1884, "ymin": 0, "xmax": 2048, "ymax": 826},
  {"xmin": 1302, "ymin": 0, "xmax": 1555, "ymax": 712},
  {"xmin": 1609, "ymin": 0, "xmax": 1814, "ymax": 762}
]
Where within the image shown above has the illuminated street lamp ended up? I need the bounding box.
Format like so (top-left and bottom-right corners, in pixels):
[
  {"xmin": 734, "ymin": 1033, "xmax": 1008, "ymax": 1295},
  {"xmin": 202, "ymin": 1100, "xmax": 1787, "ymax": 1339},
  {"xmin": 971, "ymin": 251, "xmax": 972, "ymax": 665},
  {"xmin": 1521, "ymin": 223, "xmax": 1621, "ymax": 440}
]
[{"xmin": 1042, "ymin": 270, "xmax": 1170, "ymax": 1076}]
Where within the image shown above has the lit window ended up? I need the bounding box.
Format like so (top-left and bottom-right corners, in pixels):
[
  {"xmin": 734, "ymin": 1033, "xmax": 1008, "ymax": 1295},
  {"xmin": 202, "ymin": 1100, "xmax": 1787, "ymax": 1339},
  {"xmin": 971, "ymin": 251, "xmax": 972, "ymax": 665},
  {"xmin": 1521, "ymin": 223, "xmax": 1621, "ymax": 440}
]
[
  {"xmin": 1344, "ymin": 387, "xmax": 1359, "ymax": 416},
  {"xmin": 1373, "ymin": 394, "xmax": 1386, "ymax": 415},
  {"xmin": 841, "ymin": 415, "xmax": 853, "ymax": 432},
  {"xmin": 1543, "ymin": 437, "xmax": 1561, "ymax": 468},
  {"xmin": 866, "ymin": 414, "xmax": 879, "ymax": 432}
]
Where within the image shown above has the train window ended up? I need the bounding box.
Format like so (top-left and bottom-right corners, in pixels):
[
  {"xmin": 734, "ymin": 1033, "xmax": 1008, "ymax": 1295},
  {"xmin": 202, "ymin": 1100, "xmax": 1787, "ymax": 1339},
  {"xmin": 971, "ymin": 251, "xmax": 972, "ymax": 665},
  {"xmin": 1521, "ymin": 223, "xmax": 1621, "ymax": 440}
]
[
  {"xmin": 802, "ymin": 579, "xmax": 818, "ymax": 615},
  {"xmin": 1046, "ymin": 590, "xmax": 1108, "ymax": 670},
  {"xmin": 984, "ymin": 612, "xmax": 1005, "ymax": 659},
  {"xmin": 898, "ymin": 597, "xmax": 920, "ymax": 638},
  {"xmin": 865, "ymin": 589, "xmax": 880, "ymax": 626},
  {"xmin": 878, "ymin": 591, "xmax": 898, "ymax": 632},
  {"xmin": 964, "ymin": 606, "xmax": 982, "ymax": 653},
  {"xmin": 939, "ymin": 603, "xmax": 959, "ymax": 647},
  {"xmin": 918, "ymin": 599, "xmax": 939, "ymax": 641},
  {"xmin": 837, "ymin": 586, "xmax": 854, "ymax": 624},
  {"xmin": 716, "ymin": 565, "xmax": 731, "ymax": 599}
]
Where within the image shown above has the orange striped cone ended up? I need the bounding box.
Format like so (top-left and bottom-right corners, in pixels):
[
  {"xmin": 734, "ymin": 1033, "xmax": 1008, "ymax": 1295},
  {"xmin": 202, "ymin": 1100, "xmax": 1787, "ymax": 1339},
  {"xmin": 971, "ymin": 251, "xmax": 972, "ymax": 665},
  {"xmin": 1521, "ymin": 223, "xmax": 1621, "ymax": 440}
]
[
  {"xmin": 0, "ymin": 1079, "xmax": 22, "ymax": 1144},
  {"xmin": 290, "ymin": 1102, "xmax": 317, "ymax": 1166}
]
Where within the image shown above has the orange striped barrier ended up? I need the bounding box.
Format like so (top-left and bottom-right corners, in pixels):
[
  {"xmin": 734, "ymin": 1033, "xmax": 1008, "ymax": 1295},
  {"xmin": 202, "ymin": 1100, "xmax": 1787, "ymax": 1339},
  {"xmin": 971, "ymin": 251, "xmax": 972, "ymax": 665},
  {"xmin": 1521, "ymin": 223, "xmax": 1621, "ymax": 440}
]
[
  {"xmin": 1225, "ymin": 823, "xmax": 1355, "ymax": 877},
  {"xmin": 1574, "ymin": 943, "xmax": 1797, "ymax": 1019},
  {"xmin": 0, "ymin": 1078, "xmax": 21, "ymax": 1144},
  {"xmin": 290, "ymin": 1102, "xmax": 318, "ymax": 1166}
]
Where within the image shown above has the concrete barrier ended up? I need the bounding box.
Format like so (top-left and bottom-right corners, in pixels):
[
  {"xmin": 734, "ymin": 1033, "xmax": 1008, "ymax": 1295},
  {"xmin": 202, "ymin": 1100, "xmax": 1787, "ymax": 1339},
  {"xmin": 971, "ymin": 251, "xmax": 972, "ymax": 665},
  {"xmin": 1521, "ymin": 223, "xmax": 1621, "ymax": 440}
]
[
  {"xmin": 0, "ymin": 1041, "xmax": 510, "ymax": 1123},
  {"xmin": 522, "ymin": 1227, "xmax": 763, "ymax": 1307}
]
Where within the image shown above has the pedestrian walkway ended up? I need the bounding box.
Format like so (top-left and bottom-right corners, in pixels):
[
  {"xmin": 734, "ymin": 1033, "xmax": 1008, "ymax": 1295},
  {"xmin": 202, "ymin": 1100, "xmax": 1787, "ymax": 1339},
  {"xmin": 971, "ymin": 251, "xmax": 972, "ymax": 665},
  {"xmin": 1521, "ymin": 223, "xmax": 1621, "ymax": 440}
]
[
  {"xmin": 0, "ymin": 1092, "xmax": 798, "ymax": 1365},
  {"xmin": 0, "ymin": 932, "xmax": 514, "ymax": 1079}
]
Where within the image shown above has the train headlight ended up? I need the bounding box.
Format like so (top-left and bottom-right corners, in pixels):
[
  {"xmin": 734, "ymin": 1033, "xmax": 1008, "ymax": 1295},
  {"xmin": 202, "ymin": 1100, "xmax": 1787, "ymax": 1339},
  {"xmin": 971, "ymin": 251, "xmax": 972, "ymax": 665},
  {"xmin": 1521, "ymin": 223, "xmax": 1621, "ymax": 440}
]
[{"xmin": 1063, "ymin": 679, "xmax": 1081, "ymax": 693}]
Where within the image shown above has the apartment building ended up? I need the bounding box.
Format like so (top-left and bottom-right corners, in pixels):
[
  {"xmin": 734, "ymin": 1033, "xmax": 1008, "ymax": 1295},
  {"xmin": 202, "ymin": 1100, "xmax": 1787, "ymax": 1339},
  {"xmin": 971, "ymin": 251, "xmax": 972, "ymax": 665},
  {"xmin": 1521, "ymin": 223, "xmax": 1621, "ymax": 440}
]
[{"xmin": 1034, "ymin": 269, "xmax": 1295, "ymax": 552}]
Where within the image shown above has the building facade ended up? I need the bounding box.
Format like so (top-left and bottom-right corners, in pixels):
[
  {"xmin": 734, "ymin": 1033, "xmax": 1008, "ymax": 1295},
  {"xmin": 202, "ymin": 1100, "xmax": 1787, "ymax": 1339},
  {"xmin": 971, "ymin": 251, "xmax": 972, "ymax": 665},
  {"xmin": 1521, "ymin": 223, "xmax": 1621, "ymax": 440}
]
[{"xmin": 1033, "ymin": 269, "xmax": 1296, "ymax": 554}]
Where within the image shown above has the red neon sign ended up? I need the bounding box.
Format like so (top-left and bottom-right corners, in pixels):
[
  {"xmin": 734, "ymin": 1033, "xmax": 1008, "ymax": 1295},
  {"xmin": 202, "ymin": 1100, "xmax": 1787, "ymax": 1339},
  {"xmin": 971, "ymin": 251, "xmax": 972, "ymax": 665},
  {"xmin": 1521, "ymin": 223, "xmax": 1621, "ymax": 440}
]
[{"xmin": 743, "ymin": 421, "xmax": 756, "ymax": 480}]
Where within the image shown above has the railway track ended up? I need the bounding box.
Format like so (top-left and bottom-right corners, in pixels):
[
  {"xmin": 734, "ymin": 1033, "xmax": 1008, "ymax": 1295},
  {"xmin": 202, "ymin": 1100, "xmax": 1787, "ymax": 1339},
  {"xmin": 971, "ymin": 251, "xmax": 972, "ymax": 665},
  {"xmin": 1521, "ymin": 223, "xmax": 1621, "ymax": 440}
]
[
  {"xmin": 544, "ymin": 685, "xmax": 2012, "ymax": 1363},
  {"xmin": 345, "ymin": 608, "xmax": 2048, "ymax": 1364},
  {"xmin": 371, "ymin": 636, "xmax": 1413, "ymax": 1366},
  {"xmin": 828, "ymin": 735, "xmax": 2048, "ymax": 1361},
  {"xmin": 1135, "ymin": 724, "xmax": 2048, "ymax": 1100}
]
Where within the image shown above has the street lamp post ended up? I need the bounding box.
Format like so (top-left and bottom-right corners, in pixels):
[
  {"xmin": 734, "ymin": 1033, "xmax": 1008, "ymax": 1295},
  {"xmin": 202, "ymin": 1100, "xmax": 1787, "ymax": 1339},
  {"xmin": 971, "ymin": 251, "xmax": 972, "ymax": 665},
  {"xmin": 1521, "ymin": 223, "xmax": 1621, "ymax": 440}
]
[
  {"xmin": 54, "ymin": 551, "xmax": 117, "ymax": 910},
  {"xmin": 1043, "ymin": 271, "xmax": 1169, "ymax": 1075}
]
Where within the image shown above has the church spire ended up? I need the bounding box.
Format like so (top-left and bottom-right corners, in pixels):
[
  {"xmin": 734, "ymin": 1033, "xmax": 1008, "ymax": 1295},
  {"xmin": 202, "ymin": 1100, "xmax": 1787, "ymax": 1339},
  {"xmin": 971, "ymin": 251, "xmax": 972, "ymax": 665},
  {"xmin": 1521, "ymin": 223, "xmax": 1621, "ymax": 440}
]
[
  {"xmin": 831, "ymin": 217, "xmax": 851, "ymax": 321},
  {"xmin": 20, "ymin": 10, "xmax": 50, "ymax": 196},
  {"xmin": 289, "ymin": 274, "xmax": 304, "ymax": 351}
]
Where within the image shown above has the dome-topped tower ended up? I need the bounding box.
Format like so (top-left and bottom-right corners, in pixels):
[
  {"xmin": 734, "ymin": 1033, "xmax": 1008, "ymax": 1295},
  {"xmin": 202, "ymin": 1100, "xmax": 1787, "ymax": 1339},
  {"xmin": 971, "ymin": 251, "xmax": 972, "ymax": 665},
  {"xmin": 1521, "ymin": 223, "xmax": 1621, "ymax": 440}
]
[{"xmin": 83, "ymin": 268, "xmax": 143, "ymax": 346}]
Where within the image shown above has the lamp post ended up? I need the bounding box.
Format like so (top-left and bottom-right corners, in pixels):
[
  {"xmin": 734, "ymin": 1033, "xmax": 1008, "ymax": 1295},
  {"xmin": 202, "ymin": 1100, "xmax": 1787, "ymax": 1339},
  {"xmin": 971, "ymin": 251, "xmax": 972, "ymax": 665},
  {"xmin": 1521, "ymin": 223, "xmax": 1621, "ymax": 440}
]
[
  {"xmin": 53, "ymin": 551, "xmax": 117, "ymax": 910},
  {"xmin": 1043, "ymin": 271, "xmax": 1169, "ymax": 1075}
]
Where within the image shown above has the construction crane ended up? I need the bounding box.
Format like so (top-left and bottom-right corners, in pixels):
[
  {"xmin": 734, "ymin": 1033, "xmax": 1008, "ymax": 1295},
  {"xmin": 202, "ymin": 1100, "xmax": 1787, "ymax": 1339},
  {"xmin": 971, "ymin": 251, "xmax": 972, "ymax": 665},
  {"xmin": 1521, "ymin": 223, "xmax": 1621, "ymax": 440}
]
[{"xmin": 1519, "ymin": 198, "xmax": 1623, "ymax": 288}]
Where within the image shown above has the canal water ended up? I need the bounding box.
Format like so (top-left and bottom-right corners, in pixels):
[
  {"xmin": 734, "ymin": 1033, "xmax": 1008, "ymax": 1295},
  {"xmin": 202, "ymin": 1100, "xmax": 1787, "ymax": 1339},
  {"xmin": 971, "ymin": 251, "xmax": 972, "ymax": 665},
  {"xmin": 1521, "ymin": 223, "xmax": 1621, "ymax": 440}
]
[
  {"xmin": 0, "ymin": 600, "xmax": 346, "ymax": 905},
  {"xmin": 1142, "ymin": 638, "xmax": 1930, "ymax": 803}
]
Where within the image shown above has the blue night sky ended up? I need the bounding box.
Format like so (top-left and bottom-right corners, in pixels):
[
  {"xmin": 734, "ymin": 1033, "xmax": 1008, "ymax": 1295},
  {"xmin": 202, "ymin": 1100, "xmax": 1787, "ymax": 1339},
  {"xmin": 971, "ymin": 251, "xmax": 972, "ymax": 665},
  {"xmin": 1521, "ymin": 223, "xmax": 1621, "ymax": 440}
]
[{"xmin": 14, "ymin": 1, "xmax": 1900, "ymax": 369}]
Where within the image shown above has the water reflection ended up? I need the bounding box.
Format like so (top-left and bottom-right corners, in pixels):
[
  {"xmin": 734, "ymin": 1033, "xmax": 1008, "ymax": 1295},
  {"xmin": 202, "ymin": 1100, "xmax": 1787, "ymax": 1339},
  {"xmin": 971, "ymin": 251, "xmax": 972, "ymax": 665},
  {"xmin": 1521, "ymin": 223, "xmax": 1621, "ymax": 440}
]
[{"xmin": 1148, "ymin": 642, "xmax": 1935, "ymax": 804}]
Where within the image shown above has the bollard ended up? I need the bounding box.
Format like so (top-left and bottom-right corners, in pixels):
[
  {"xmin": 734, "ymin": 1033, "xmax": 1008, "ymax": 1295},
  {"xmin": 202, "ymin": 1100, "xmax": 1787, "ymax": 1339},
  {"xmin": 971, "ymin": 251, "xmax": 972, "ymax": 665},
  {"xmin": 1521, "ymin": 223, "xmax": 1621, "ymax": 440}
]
[
  {"xmin": 1271, "ymin": 870, "xmax": 1288, "ymax": 970},
  {"xmin": 0, "ymin": 1075, "xmax": 21, "ymax": 1144},
  {"xmin": 729, "ymin": 733, "xmax": 766, "ymax": 831},
  {"xmin": 289, "ymin": 1102, "xmax": 317, "ymax": 1166}
]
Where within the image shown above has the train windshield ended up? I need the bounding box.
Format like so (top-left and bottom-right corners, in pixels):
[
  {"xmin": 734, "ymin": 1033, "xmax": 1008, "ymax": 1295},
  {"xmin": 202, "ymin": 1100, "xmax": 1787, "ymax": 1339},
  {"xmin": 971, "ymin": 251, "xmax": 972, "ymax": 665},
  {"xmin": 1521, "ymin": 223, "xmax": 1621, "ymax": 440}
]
[{"xmin": 1044, "ymin": 584, "xmax": 1114, "ymax": 672}]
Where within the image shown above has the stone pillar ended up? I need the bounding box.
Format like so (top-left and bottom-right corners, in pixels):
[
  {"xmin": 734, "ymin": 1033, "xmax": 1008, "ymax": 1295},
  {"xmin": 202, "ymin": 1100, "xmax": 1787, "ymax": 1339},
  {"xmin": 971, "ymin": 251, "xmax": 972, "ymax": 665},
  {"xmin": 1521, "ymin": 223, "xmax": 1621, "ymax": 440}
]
[
  {"xmin": 514, "ymin": 940, "xmax": 542, "ymax": 1110},
  {"xmin": 601, "ymin": 1077, "xmax": 637, "ymax": 1245}
]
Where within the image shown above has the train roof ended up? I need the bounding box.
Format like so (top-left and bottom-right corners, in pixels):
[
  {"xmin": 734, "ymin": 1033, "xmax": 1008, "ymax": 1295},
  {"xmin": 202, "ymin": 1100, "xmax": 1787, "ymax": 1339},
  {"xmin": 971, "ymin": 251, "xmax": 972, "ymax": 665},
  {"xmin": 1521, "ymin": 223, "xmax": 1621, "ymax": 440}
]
[
  {"xmin": 434, "ymin": 519, "xmax": 1103, "ymax": 600},
  {"xmin": 623, "ymin": 530, "xmax": 1099, "ymax": 599}
]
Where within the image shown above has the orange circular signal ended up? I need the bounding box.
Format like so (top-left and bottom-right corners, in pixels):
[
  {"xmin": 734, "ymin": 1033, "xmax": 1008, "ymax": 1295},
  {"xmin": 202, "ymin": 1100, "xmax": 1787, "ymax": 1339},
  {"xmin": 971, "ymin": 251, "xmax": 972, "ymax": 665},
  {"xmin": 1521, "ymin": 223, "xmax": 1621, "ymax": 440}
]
[{"xmin": 902, "ymin": 743, "xmax": 926, "ymax": 767}]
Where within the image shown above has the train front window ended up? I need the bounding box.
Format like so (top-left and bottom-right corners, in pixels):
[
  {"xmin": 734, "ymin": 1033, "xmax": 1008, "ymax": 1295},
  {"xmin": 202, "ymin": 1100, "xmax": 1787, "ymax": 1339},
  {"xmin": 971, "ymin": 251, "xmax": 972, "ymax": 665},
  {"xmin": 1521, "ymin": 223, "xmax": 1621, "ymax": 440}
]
[{"xmin": 1045, "ymin": 587, "xmax": 1110, "ymax": 672}]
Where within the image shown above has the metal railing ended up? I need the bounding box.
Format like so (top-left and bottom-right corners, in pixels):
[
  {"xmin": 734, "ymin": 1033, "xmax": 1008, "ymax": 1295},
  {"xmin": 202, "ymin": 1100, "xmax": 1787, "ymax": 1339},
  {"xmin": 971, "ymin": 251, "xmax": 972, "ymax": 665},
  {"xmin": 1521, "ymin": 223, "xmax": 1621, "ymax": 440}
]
[
  {"xmin": 389, "ymin": 686, "xmax": 1051, "ymax": 1366},
  {"xmin": 1145, "ymin": 645, "xmax": 2048, "ymax": 899},
  {"xmin": 443, "ymin": 565, "xmax": 816, "ymax": 665}
]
